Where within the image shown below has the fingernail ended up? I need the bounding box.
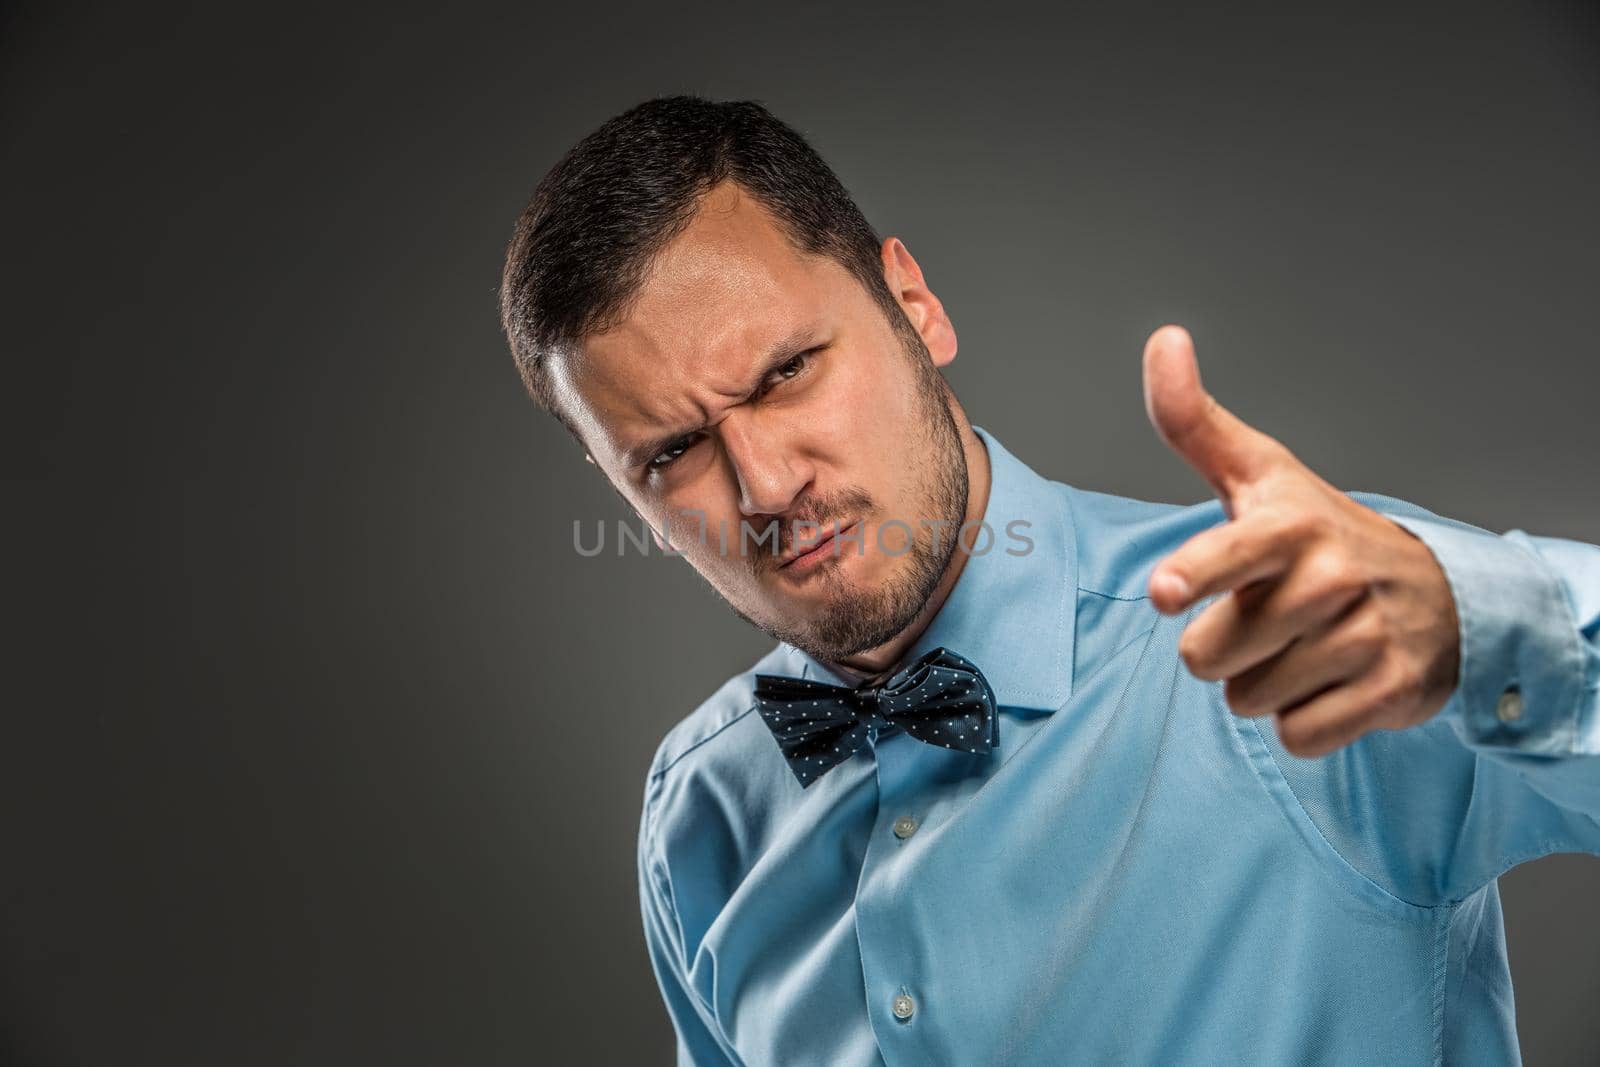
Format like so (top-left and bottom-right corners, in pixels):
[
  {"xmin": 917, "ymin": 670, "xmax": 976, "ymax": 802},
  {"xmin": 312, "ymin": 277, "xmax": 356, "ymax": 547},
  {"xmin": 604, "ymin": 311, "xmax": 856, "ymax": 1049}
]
[{"xmin": 1156, "ymin": 572, "xmax": 1191, "ymax": 605}]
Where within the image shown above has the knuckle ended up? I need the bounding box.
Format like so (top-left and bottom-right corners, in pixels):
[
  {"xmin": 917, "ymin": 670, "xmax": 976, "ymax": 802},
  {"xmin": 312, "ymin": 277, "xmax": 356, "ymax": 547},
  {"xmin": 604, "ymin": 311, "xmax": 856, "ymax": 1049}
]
[
  {"xmin": 1276, "ymin": 505, "xmax": 1330, "ymax": 544},
  {"xmin": 1303, "ymin": 545, "xmax": 1358, "ymax": 595},
  {"xmin": 1372, "ymin": 659, "xmax": 1422, "ymax": 718},
  {"xmin": 1255, "ymin": 504, "xmax": 1298, "ymax": 543},
  {"xmin": 1345, "ymin": 604, "xmax": 1388, "ymax": 657}
]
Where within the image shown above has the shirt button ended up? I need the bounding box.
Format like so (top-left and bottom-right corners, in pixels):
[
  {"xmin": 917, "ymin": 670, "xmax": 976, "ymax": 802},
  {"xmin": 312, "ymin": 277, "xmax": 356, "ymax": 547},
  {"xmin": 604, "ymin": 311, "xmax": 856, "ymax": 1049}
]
[
  {"xmin": 1497, "ymin": 687, "xmax": 1524, "ymax": 723},
  {"xmin": 891, "ymin": 993, "xmax": 916, "ymax": 1020},
  {"xmin": 892, "ymin": 815, "xmax": 919, "ymax": 839}
]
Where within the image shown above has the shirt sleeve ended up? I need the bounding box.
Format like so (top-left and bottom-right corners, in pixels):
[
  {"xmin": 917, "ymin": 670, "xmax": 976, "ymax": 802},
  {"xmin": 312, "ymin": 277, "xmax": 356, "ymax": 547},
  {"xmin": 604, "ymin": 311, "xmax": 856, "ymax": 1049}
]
[
  {"xmin": 1380, "ymin": 509, "xmax": 1600, "ymax": 818},
  {"xmin": 1244, "ymin": 492, "xmax": 1600, "ymax": 909},
  {"xmin": 638, "ymin": 777, "xmax": 745, "ymax": 1067},
  {"xmin": 1304, "ymin": 492, "xmax": 1600, "ymax": 906}
]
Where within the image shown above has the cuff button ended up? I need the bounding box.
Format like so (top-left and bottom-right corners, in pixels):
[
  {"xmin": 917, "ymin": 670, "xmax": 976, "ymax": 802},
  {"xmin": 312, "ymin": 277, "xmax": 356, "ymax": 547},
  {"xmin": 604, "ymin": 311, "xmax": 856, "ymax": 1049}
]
[{"xmin": 1496, "ymin": 687, "xmax": 1523, "ymax": 723}]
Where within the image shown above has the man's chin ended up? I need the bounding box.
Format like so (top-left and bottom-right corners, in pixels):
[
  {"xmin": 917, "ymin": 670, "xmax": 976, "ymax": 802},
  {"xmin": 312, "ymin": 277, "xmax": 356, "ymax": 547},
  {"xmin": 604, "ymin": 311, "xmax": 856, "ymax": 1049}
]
[{"xmin": 765, "ymin": 579, "xmax": 932, "ymax": 659}]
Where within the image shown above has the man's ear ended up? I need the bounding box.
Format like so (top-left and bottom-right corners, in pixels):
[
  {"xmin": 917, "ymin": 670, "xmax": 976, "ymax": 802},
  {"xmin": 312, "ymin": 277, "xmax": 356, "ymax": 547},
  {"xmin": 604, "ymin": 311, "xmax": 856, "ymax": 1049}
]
[{"xmin": 881, "ymin": 236, "xmax": 957, "ymax": 368}]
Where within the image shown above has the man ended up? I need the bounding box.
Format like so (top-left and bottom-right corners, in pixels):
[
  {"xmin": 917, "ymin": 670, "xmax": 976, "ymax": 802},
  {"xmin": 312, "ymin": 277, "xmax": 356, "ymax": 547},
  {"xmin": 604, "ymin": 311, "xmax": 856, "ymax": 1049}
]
[{"xmin": 498, "ymin": 96, "xmax": 1600, "ymax": 1064}]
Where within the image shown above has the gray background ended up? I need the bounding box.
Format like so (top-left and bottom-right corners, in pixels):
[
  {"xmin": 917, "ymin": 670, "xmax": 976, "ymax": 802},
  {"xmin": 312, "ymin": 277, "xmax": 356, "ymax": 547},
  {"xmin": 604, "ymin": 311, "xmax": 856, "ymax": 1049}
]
[{"xmin": 6, "ymin": 0, "xmax": 1598, "ymax": 1063}]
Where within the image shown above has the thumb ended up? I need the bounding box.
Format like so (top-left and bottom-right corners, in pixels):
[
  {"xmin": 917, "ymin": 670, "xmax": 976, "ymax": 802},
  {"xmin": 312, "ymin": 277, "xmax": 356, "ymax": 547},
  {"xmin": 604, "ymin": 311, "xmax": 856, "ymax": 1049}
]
[{"xmin": 1142, "ymin": 324, "xmax": 1286, "ymax": 507}]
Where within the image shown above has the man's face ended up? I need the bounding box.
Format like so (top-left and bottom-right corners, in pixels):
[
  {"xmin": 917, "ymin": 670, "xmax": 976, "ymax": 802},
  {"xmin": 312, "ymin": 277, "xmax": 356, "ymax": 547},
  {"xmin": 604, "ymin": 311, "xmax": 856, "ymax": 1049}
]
[{"xmin": 550, "ymin": 181, "xmax": 970, "ymax": 663}]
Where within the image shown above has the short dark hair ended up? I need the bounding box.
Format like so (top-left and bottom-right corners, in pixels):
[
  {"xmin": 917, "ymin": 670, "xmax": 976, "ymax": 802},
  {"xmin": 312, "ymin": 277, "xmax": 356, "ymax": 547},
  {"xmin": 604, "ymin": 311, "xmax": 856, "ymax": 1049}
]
[{"xmin": 497, "ymin": 95, "xmax": 908, "ymax": 435}]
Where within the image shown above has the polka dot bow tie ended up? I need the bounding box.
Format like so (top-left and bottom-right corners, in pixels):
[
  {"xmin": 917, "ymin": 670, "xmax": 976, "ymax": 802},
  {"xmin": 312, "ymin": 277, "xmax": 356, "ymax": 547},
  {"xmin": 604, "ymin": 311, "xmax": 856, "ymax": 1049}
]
[{"xmin": 753, "ymin": 646, "xmax": 998, "ymax": 789}]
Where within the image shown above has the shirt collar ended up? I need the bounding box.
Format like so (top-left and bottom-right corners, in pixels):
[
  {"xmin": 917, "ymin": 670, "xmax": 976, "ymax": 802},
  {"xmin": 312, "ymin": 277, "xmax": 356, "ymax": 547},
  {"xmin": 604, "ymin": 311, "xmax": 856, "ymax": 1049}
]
[{"xmin": 790, "ymin": 424, "xmax": 1078, "ymax": 713}]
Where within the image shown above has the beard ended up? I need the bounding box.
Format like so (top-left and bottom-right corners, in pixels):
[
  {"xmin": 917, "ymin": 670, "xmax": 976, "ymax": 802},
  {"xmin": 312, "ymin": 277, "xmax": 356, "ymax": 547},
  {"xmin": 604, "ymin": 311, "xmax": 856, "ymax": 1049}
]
[{"xmin": 728, "ymin": 324, "xmax": 970, "ymax": 664}]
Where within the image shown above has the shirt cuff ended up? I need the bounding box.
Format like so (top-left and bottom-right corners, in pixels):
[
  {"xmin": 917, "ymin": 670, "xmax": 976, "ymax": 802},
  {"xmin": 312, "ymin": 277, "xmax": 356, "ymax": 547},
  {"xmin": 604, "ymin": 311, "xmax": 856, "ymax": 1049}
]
[{"xmin": 1382, "ymin": 512, "xmax": 1588, "ymax": 755}]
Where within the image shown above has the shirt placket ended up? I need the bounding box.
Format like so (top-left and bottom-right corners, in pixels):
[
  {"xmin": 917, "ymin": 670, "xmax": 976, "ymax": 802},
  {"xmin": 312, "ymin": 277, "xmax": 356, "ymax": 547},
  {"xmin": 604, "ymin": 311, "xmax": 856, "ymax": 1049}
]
[{"xmin": 852, "ymin": 722, "xmax": 943, "ymax": 1065}]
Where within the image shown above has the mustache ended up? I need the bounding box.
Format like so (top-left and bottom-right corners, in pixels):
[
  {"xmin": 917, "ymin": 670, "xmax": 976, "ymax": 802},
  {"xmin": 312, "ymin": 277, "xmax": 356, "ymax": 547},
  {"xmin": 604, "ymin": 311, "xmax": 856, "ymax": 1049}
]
[{"xmin": 752, "ymin": 489, "xmax": 875, "ymax": 566}]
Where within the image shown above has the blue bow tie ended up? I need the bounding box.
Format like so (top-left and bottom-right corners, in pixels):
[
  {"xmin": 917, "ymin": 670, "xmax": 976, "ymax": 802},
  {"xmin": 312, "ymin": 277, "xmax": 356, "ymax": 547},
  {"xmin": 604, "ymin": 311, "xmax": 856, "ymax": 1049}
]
[{"xmin": 753, "ymin": 646, "xmax": 998, "ymax": 788}]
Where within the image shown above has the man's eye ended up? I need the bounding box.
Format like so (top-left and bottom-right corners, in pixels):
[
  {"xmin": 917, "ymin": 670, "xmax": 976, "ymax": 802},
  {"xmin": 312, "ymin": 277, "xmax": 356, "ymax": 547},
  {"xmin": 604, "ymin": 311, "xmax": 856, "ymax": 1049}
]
[
  {"xmin": 647, "ymin": 436, "xmax": 697, "ymax": 471},
  {"xmin": 762, "ymin": 349, "xmax": 816, "ymax": 393}
]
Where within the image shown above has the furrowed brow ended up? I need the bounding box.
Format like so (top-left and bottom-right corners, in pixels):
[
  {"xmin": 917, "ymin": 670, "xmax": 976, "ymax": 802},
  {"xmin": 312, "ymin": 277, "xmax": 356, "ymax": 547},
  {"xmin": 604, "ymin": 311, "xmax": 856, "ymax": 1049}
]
[{"xmin": 620, "ymin": 324, "xmax": 822, "ymax": 468}]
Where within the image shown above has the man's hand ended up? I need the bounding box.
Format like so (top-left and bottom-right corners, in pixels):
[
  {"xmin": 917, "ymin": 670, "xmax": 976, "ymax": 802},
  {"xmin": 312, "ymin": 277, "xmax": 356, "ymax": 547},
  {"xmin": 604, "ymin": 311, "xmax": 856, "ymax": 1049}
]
[{"xmin": 1143, "ymin": 324, "xmax": 1462, "ymax": 758}]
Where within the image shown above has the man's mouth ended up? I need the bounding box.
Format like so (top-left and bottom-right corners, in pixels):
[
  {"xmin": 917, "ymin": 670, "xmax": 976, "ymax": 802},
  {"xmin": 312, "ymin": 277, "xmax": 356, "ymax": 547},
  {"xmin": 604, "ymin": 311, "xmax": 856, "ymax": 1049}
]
[{"xmin": 779, "ymin": 520, "xmax": 858, "ymax": 569}]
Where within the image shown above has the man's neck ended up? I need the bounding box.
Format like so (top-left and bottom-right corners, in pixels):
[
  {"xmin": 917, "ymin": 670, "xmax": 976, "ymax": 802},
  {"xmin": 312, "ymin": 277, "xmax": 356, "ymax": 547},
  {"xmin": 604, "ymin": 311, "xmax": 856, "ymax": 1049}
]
[{"xmin": 823, "ymin": 420, "xmax": 992, "ymax": 685}]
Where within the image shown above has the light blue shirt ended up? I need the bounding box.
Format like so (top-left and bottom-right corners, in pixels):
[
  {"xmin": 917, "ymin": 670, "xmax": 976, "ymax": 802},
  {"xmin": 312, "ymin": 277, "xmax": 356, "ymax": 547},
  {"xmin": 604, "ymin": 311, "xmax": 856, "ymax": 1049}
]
[{"xmin": 637, "ymin": 425, "xmax": 1600, "ymax": 1065}]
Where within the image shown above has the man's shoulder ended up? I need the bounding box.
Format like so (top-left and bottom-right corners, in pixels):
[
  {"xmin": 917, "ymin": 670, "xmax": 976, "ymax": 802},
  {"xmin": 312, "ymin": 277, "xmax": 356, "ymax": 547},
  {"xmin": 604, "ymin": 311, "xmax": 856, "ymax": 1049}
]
[
  {"xmin": 638, "ymin": 643, "xmax": 802, "ymax": 877},
  {"xmin": 644, "ymin": 642, "xmax": 796, "ymax": 788},
  {"xmin": 1060, "ymin": 483, "xmax": 1228, "ymax": 601}
]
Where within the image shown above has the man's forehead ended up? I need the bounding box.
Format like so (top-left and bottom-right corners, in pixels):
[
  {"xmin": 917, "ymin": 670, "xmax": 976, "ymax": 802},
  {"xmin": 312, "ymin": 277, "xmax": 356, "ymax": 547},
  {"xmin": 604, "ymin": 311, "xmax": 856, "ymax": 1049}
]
[{"xmin": 597, "ymin": 190, "xmax": 826, "ymax": 364}]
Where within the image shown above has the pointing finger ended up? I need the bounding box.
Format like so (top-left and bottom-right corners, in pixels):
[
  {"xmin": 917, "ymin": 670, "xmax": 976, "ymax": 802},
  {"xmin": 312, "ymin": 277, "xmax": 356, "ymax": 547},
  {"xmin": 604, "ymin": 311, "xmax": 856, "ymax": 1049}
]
[{"xmin": 1149, "ymin": 507, "xmax": 1311, "ymax": 614}]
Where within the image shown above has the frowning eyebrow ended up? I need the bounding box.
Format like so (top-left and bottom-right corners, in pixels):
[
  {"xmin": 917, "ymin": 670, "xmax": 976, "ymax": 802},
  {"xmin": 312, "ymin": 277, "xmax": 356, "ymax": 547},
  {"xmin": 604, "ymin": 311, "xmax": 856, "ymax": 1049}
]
[{"xmin": 619, "ymin": 324, "xmax": 823, "ymax": 469}]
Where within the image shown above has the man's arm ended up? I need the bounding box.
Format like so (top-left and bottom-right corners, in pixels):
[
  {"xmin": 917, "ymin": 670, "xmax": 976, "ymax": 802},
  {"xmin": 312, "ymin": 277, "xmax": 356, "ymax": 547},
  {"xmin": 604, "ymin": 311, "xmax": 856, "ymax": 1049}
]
[
  {"xmin": 1136, "ymin": 323, "xmax": 1598, "ymax": 903},
  {"xmin": 637, "ymin": 782, "xmax": 744, "ymax": 1067},
  {"xmin": 1248, "ymin": 492, "xmax": 1600, "ymax": 907},
  {"xmin": 1381, "ymin": 505, "xmax": 1600, "ymax": 859}
]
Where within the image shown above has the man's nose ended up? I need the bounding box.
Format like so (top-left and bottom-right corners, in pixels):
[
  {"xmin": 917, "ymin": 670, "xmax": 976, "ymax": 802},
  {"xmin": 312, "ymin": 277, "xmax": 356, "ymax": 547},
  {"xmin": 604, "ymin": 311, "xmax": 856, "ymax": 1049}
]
[{"xmin": 719, "ymin": 413, "xmax": 810, "ymax": 518}]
